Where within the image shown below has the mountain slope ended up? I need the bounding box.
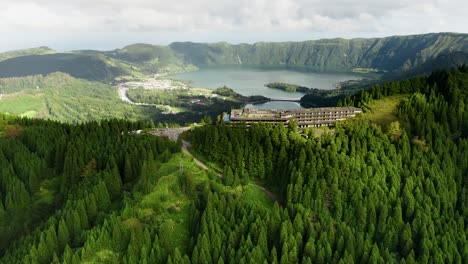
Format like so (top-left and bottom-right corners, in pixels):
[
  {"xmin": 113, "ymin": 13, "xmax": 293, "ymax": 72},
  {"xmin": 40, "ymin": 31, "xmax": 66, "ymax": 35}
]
[
  {"xmin": 0, "ymin": 53, "xmax": 127, "ymax": 82},
  {"xmin": 0, "ymin": 47, "xmax": 55, "ymax": 62},
  {"xmin": 0, "ymin": 73, "xmax": 159, "ymax": 122},
  {"xmin": 0, "ymin": 33, "xmax": 466, "ymax": 83},
  {"xmin": 401, "ymin": 51, "xmax": 468, "ymax": 76},
  {"xmin": 104, "ymin": 43, "xmax": 198, "ymax": 74},
  {"xmin": 0, "ymin": 67, "xmax": 467, "ymax": 264},
  {"xmin": 0, "ymin": 45, "xmax": 196, "ymax": 82},
  {"xmin": 169, "ymin": 33, "xmax": 468, "ymax": 72}
]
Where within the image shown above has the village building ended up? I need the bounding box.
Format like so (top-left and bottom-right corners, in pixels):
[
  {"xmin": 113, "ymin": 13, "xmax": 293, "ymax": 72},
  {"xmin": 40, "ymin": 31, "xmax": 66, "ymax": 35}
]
[{"xmin": 228, "ymin": 107, "xmax": 362, "ymax": 128}]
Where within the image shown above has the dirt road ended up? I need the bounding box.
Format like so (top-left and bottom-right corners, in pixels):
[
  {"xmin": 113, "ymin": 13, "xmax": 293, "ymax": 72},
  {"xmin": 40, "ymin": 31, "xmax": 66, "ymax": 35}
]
[
  {"xmin": 148, "ymin": 127, "xmax": 280, "ymax": 204},
  {"xmin": 118, "ymin": 86, "xmax": 153, "ymax": 106},
  {"xmin": 182, "ymin": 140, "xmax": 212, "ymax": 172},
  {"xmin": 148, "ymin": 127, "xmax": 192, "ymax": 141}
]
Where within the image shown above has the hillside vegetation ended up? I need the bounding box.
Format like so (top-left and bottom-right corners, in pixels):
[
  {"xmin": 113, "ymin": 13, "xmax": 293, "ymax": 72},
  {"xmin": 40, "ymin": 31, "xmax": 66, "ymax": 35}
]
[
  {"xmin": 0, "ymin": 73, "xmax": 160, "ymax": 123},
  {"xmin": 0, "ymin": 33, "xmax": 467, "ymax": 83},
  {"xmin": 0, "ymin": 117, "xmax": 274, "ymax": 263},
  {"xmin": 0, "ymin": 46, "xmax": 194, "ymax": 83},
  {"xmin": 106, "ymin": 44, "xmax": 198, "ymax": 74},
  {"xmin": 186, "ymin": 66, "xmax": 468, "ymax": 263},
  {"xmin": 170, "ymin": 33, "xmax": 468, "ymax": 72},
  {"xmin": 0, "ymin": 67, "xmax": 467, "ymax": 263},
  {"xmin": 0, "ymin": 47, "xmax": 55, "ymax": 62},
  {"xmin": 0, "ymin": 74, "xmax": 258, "ymax": 125},
  {"xmin": 0, "ymin": 54, "xmax": 133, "ymax": 82}
]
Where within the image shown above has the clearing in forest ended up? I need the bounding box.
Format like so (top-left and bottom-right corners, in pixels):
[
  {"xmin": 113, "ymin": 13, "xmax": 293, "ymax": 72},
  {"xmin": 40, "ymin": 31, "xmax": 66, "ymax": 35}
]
[{"xmin": 358, "ymin": 95, "xmax": 407, "ymax": 127}]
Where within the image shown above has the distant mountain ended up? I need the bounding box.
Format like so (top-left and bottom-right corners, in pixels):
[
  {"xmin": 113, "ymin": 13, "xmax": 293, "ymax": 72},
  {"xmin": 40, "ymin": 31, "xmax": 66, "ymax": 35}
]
[
  {"xmin": 0, "ymin": 33, "xmax": 467, "ymax": 83},
  {"xmin": 169, "ymin": 33, "xmax": 468, "ymax": 72},
  {"xmin": 0, "ymin": 53, "xmax": 127, "ymax": 82},
  {"xmin": 104, "ymin": 43, "xmax": 198, "ymax": 74},
  {"xmin": 0, "ymin": 45, "xmax": 197, "ymax": 83},
  {"xmin": 400, "ymin": 51, "xmax": 468, "ymax": 77},
  {"xmin": 0, "ymin": 46, "xmax": 55, "ymax": 62}
]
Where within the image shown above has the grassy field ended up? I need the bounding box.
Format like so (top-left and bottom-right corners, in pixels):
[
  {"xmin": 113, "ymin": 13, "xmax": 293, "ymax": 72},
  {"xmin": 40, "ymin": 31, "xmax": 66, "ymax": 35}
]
[
  {"xmin": 0, "ymin": 93, "xmax": 46, "ymax": 116},
  {"xmin": 133, "ymin": 153, "xmax": 213, "ymax": 253},
  {"xmin": 357, "ymin": 95, "xmax": 407, "ymax": 127},
  {"xmin": 242, "ymin": 184, "xmax": 275, "ymax": 209},
  {"xmin": 305, "ymin": 126, "xmax": 335, "ymax": 137}
]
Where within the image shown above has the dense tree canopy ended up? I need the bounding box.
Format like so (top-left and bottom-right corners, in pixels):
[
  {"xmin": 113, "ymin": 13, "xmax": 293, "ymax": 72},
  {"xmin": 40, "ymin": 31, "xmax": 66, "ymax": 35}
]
[
  {"xmin": 0, "ymin": 66, "xmax": 467, "ymax": 263},
  {"xmin": 188, "ymin": 67, "xmax": 468, "ymax": 263}
]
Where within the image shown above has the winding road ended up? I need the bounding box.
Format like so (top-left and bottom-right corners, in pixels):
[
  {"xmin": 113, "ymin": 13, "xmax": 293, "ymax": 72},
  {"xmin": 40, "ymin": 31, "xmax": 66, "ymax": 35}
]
[
  {"xmin": 182, "ymin": 140, "xmax": 216, "ymax": 174},
  {"xmin": 181, "ymin": 139, "xmax": 278, "ymax": 202},
  {"xmin": 148, "ymin": 127, "xmax": 280, "ymax": 203},
  {"xmin": 118, "ymin": 86, "xmax": 152, "ymax": 106}
]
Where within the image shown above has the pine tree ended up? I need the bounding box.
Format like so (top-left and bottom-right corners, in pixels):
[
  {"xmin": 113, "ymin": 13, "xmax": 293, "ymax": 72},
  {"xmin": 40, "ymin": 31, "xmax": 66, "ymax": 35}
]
[
  {"xmin": 399, "ymin": 223, "xmax": 413, "ymax": 257},
  {"xmin": 104, "ymin": 157, "xmax": 122, "ymax": 198},
  {"xmin": 85, "ymin": 193, "xmax": 98, "ymax": 223},
  {"xmin": 77, "ymin": 201, "xmax": 89, "ymax": 230},
  {"xmin": 124, "ymin": 155, "xmax": 135, "ymax": 183},
  {"xmin": 63, "ymin": 244, "xmax": 73, "ymax": 264},
  {"xmin": 58, "ymin": 219, "xmax": 70, "ymax": 252},
  {"xmin": 71, "ymin": 211, "xmax": 82, "ymax": 244},
  {"xmin": 224, "ymin": 166, "xmax": 234, "ymax": 186}
]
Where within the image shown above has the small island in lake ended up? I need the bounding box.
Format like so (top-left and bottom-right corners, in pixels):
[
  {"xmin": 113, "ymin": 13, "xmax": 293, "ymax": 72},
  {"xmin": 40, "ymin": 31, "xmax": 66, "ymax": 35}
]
[
  {"xmin": 265, "ymin": 82, "xmax": 314, "ymax": 93},
  {"xmin": 213, "ymin": 86, "xmax": 270, "ymax": 103},
  {"xmin": 264, "ymin": 81, "xmax": 371, "ymax": 108}
]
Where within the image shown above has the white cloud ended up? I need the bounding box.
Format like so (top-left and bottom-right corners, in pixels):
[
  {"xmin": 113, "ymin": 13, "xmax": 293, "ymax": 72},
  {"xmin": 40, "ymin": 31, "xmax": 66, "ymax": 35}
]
[{"xmin": 0, "ymin": 0, "xmax": 467, "ymax": 51}]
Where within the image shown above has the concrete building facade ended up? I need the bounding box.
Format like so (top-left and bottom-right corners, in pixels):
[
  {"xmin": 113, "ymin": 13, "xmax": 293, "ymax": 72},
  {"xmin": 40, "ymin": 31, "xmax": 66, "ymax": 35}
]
[{"xmin": 229, "ymin": 107, "xmax": 362, "ymax": 128}]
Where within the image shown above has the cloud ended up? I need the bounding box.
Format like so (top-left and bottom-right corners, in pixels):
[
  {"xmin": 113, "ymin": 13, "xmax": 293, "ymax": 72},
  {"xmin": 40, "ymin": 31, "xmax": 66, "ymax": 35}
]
[{"xmin": 0, "ymin": 0, "xmax": 466, "ymax": 51}]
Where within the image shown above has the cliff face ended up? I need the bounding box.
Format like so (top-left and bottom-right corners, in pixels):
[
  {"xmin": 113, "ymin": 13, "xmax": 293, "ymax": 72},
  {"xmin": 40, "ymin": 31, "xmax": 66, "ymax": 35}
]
[
  {"xmin": 1, "ymin": 33, "xmax": 467, "ymax": 82},
  {"xmin": 169, "ymin": 33, "xmax": 468, "ymax": 72}
]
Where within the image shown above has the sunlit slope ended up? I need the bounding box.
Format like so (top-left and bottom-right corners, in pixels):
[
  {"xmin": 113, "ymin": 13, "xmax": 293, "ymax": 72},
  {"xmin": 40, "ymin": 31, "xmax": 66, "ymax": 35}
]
[
  {"xmin": 105, "ymin": 44, "xmax": 198, "ymax": 74},
  {"xmin": 0, "ymin": 33, "xmax": 466, "ymax": 83},
  {"xmin": 0, "ymin": 53, "xmax": 128, "ymax": 82},
  {"xmin": 0, "ymin": 46, "xmax": 55, "ymax": 62},
  {"xmin": 170, "ymin": 33, "xmax": 468, "ymax": 72},
  {"xmin": 0, "ymin": 73, "xmax": 159, "ymax": 122}
]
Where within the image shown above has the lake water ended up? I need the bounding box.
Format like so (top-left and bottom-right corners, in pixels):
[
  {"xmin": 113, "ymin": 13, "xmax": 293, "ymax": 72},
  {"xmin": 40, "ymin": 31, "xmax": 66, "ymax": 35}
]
[{"xmin": 172, "ymin": 65, "xmax": 361, "ymax": 109}]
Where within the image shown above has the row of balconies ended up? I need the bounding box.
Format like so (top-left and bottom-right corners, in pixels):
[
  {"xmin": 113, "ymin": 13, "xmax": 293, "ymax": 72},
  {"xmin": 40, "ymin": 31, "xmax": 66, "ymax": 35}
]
[
  {"xmin": 296, "ymin": 110, "xmax": 354, "ymax": 115},
  {"xmin": 295, "ymin": 114, "xmax": 354, "ymax": 119}
]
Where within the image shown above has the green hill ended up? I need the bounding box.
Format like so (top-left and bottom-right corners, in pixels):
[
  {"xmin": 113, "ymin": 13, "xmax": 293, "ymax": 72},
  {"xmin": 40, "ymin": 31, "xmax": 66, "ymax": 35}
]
[
  {"xmin": 0, "ymin": 45, "xmax": 196, "ymax": 83},
  {"xmin": 0, "ymin": 47, "xmax": 55, "ymax": 62},
  {"xmin": 104, "ymin": 43, "xmax": 198, "ymax": 74},
  {"xmin": 0, "ymin": 66, "xmax": 467, "ymax": 263},
  {"xmin": 0, "ymin": 33, "xmax": 466, "ymax": 83},
  {"xmin": 0, "ymin": 73, "xmax": 159, "ymax": 122},
  {"xmin": 401, "ymin": 51, "xmax": 468, "ymax": 76},
  {"xmin": 169, "ymin": 33, "xmax": 468, "ymax": 72},
  {"xmin": 0, "ymin": 53, "xmax": 128, "ymax": 82}
]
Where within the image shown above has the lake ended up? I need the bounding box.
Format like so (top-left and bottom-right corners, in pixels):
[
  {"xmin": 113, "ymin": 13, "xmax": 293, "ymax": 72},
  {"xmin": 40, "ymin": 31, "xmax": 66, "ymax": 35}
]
[{"xmin": 172, "ymin": 65, "xmax": 362, "ymax": 109}]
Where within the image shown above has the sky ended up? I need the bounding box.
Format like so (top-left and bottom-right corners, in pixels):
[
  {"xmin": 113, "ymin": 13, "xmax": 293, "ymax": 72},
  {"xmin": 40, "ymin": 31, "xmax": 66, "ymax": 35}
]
[{"xmin": 0, "ymin": 0, "xmax": 467, "ymax": 52}]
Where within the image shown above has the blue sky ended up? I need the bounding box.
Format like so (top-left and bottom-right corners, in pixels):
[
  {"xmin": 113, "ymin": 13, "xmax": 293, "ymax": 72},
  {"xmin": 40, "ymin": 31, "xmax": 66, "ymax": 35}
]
[{"xmin": 1, "ymin": 0, "xmax": 466, "ymax": 52}]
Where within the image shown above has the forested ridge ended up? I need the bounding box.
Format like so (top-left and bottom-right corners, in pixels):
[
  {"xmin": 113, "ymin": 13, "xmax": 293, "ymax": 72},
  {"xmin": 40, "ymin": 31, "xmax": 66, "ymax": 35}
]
[
  {"xmin": 0, "ymin": 66, "xmax": 467, "ymax": 263},
  {"xmin": 170, "ymin": 33, "xmax": 468, "ymax": 72},
  {"xmin": 188, "ymin": 67, "xmax": 468, "ymax": 263},
  {"xmin": 1, "ymin": 33, "xmax": 467, "ymax": 83},
  {"xmin": 0, "ymin": 117, "xmax": 180, "ymax": 263}
]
